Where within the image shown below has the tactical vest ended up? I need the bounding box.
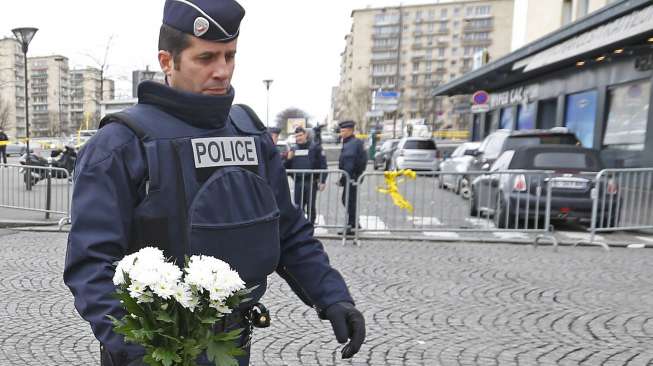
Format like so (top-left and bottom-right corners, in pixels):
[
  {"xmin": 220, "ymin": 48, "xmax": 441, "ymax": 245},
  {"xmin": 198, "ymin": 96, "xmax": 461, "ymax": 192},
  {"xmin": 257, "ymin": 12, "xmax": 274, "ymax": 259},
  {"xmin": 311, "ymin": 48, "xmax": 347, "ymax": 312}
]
[
  {"xmin": 100, "ymin": 103, "xmax": 279, "ymax": 303},
  {"xmin": 289, "ymin": 144, "xmax": 313, "ymax": 171}
]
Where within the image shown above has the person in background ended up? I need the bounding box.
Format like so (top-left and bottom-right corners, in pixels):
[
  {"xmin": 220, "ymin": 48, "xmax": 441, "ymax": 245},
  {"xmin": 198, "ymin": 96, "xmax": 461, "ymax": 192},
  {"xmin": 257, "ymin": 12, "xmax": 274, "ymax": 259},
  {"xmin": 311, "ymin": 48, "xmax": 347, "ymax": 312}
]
[
  {"xmin": 337, "ymin": 120, "xmax": 367, "ymax": 235},
  {"xmin": 285, "ymin": 127, "xmax": 327, "ymax": 224}
]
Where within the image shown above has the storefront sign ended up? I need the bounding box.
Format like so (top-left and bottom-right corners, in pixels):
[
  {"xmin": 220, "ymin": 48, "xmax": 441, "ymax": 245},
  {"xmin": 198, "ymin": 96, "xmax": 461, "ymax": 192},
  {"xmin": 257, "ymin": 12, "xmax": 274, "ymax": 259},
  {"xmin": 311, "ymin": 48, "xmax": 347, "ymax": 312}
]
[
  {"xmin": 489, "ymin": 85, "xmax": 539, "ymax": 109},
  {"xmin": 525, "ymin": 4, "xmax": 653, "ymax": 72}
]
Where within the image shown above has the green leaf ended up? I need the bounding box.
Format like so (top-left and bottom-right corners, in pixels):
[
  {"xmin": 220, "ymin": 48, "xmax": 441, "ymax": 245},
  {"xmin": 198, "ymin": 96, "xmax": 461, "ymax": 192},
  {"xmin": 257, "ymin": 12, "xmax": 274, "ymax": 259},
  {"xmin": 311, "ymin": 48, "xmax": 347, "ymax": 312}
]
[
  {"xmin": 156, "ymin": 310, "xmax": 175, "ymax": 323},
  {"xmin": 206, "ymin": 339, "xmax": 241, "ymax": 366},
  {"xmin": 151, "ymin": 348, "xmax": 181, "ymax": 366},
  {"xmin": 211, "ymin": 328, "xmax": 243, "ymax": 342},
  {"xmin": 113, "ymin": 291, "xmax": 146, "ymax": 317}
]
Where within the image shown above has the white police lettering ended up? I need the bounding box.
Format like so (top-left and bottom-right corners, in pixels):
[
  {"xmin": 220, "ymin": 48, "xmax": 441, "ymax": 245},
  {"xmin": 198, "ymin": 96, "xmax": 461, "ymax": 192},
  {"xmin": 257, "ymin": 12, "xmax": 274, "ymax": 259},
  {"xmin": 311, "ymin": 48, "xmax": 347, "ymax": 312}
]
[
  {"xmin": 294, "ymin": 149, "xmax": 309, "ymax": 157},
  {"xmin": 191, "ymin": 137, "xmax": 258, "ymax": 168}
]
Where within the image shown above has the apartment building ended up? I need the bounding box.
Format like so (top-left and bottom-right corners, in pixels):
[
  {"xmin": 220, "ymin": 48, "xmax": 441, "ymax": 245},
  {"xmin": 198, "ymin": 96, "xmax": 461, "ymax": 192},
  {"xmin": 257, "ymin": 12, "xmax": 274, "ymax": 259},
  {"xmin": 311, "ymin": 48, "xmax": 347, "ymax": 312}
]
[
  {"xmin": 0, "ymin": 38, "xmax": 26, "ymax": 139},
  {"xmin": 335, "ymin": 0, "xmax": 514, "ymax": 134},
  {"xmin": 132, "ymin": 66, "xmax": 165, "ymax": 97},
  {"xmin": 511, "ymin": 0, "xmax": 622, "ymax": 50},
  {"xmin": 27, "ymin": 55, "xmax": 71, "ymax": 137}
]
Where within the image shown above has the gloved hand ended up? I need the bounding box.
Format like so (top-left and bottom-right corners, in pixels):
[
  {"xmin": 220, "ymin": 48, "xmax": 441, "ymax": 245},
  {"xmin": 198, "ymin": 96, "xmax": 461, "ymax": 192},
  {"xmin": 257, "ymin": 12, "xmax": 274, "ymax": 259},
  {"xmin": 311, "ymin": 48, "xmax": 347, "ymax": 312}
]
[{"xmin": 324, "ymin": 302, "xmax": 366, "ymax": 359}]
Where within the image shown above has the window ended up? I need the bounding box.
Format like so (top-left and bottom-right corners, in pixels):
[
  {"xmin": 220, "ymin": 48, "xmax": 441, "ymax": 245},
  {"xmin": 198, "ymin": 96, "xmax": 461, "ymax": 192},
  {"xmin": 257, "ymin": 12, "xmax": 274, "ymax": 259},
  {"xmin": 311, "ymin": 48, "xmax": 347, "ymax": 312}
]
[
  {"xmin": 517, "ymin": 102, "xmax": 536, "ymax": 130},
  {"xmin": 454, "ymin": 7, "xmax": 460, "ymax": 16},
  {"xmin": 562, "ymin": 0, "xmax": 572, "ymax": 25},
  {"xmin": 404, "ymin": 140, "xmax": 436, "ymax": 150},
  {"xmin": 412, "ymin": 62, "xmax": 420, "ymax": 70},
  {"xmin": 532, "ymin": 152, "xmax": 599, "ymax": 170},
  {"xmin": 577, "ymin": 0, "xmax": 589, "ymax": 18},
  {"xmin": 438, "ymin": 48, "xmax": 445, "ymax": 57},
  {"xmin": 412, "ymin": 75, "xmax": 419, "ymax": 84},
  {"xmin": 499, "ymin": 107, "xmax": 514, "ymax": 130},
  {"xmin": 603, "ymin": 79, "xmax": 650, "ymax": 150},
  {"xmin": 440, "ymin": 8, "xmax": 448, "ymax": 18},
  {"xmin": 565, "ymin": 90, "xmax": 598, "ymax": 147},
  {"xmin": 429, "ymin": 10, "xmax": 436, "ymax": 19},
  {"xmin": 466, "ymin": 7, "xmax": 474, "ymax": 16}
]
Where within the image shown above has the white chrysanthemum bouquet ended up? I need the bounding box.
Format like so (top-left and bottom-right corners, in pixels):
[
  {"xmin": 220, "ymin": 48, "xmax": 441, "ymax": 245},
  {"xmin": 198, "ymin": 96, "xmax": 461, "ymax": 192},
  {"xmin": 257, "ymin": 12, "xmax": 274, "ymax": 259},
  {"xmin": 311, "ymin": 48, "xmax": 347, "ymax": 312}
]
[{"xmin": 109, "ymin": 247, "xmax": 254, "ymax": 366}]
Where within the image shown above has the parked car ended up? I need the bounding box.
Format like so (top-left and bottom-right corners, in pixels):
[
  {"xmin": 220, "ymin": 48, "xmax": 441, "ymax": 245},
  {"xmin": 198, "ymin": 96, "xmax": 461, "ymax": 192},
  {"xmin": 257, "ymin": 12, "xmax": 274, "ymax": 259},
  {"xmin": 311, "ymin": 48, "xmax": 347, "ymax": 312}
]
[
  {"xmin": 321, "ymin": 132, "xmax": 337, "ymax": 144},
  {"xmin": 438, "ymin": 141, "xmax": 481, "ymax": 198},
  {"xmin": 469, "ymin": 145, "xmax": 618, "ymax": 228},
  {"xmin": 5, "ymin": 141, "xmax": 32, "ymax": 157},
  {"xmin": 373, "ymin": 139, "xmax": 399, "ymax": 170},
  {"xmin": 276, "ymin": 140, "xmax": 289, "ymax": 161},
  {"xmin": 389, "ymin": 137, "xmax": 441, "ymax": 172},
  {"xmin": 470, "ymin": 128, "xmax": 580, "ymax": 172}
]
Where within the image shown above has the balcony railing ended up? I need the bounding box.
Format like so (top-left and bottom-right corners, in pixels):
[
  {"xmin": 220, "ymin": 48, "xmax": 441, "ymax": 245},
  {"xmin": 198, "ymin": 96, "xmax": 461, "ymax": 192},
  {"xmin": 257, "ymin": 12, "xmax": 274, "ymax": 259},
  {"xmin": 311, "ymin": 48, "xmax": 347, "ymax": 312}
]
[
  {"xmin": 461, "ymin": 38, "xmax": 492, "ymax": 46},
  {"xmin": 463, "ymin": 24, "xmax": 494, "ymax": 32},
  {"xmin": 372, "ymin": 45, "xmax": 399, "ymax": 52},
  {"xmin": 372, "ymin": 32, "xmax": 400, "ymax": 39}
]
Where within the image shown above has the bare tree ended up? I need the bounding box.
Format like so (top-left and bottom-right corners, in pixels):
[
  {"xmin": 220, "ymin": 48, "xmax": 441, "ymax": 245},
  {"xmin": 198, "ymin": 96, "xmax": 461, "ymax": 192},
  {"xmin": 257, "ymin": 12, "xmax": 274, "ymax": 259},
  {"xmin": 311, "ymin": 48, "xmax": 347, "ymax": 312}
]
[
  {"xmin": 275, "ymin": 107, "xmax": 310, "ymax": 133},
  {"xmin": 334, "ymin": 86, "xmax": 371, "ymax": 132},
  {"xmin": 84, "ymin": 35, "xmax": 114, "ymax": 102},
  {"xmin": 0, "ymin": 97, "xmax": 10, "ymax": 131}
]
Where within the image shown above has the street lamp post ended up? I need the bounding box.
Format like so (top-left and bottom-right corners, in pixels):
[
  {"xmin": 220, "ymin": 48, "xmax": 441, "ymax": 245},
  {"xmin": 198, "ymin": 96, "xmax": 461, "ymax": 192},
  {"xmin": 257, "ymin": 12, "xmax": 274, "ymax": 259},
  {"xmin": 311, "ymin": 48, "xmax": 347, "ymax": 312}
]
[
  {"xmin": 12, "ymin": 27, "xmax": 38, "ymax": 164},
  {"xmin": 262, "ymin": 79, "xmax": 273, "ymax": 128}
]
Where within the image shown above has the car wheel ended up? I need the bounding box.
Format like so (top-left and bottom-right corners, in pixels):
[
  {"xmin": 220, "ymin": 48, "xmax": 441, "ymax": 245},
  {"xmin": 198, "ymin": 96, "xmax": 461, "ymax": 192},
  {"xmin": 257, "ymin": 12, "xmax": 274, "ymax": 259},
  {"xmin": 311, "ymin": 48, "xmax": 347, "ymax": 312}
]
[
  {"xmin": 459, "ymin": 177, "xmax": 471, "ymax": 200},
  {"xmin": 372, "ymin": 161, "xmax": 378, "ymax": 170}
]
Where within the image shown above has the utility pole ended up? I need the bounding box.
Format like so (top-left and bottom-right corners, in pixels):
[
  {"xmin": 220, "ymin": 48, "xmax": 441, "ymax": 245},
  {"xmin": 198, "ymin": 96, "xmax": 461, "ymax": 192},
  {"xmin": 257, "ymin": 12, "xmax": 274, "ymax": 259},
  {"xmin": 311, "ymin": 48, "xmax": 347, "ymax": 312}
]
[
  {"xmin": 263, "ymin": 79, "xmax": 273, "ymax": 127},
  {"xmin": 393, "ymin": 4, "xmax": 403, "ymax": 139}
]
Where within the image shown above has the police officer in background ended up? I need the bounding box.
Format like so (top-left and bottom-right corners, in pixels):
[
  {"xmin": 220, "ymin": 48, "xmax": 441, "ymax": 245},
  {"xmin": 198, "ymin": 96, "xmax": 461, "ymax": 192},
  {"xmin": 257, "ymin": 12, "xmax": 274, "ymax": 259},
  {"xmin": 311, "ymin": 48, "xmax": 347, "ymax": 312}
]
[
  {"xmin": 267, "ymin": 126, "xmax": 281, "ymax": 144},
  {"xmin": 285, "ymin": 127, "xmax": 327, "ymax": 224},
  {"xmin": 63, "ymin": 1, "xmax": 365, "ymax": 365},
  {"xmin": 0, "ymin": 128, "xmax": 8, "ymax": 165},
  {"xmin": 337, "ymin": 120, "xmax": 367, "ymax": 235}
]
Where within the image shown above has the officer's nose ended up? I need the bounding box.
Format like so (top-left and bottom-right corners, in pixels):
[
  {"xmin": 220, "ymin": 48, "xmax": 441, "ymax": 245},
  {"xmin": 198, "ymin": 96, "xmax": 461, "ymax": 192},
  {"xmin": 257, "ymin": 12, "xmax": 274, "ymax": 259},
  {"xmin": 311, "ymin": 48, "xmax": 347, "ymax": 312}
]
[{"xmin": 211, "ymin": 58, "xmax": 229, "ymax": 80}]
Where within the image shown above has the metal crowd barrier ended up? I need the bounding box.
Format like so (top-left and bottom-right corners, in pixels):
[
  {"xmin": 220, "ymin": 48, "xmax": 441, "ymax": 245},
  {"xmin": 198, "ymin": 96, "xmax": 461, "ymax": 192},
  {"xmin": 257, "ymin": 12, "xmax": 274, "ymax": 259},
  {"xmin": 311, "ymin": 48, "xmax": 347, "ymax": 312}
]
[
  {"xmin": 286, "ymin": 169, "xmax": 351, "ymax": 243},
  {"xmin": 352, "ymin": 170, "xmax": 558, "ymax": 248},
  {"xmin": 0, "ymin": 163, "xmax": 72, "ymax": 224},
  {"xmin": 576, "ymin": 168, "xmax": 653, "ymax": 250}
]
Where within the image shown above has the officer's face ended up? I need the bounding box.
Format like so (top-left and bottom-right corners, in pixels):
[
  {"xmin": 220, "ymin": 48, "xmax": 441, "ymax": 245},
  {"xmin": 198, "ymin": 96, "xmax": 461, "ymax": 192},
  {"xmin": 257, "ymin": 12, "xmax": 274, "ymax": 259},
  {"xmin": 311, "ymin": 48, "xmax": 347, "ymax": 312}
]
[
  {"xmin": 159, "ymin": 36, "xmax": 237, "ymax": 96},
  {"xmin": 340, "ymin": 127, "xmax": 354, "ymax": 139},
  {"xmin": 295, "ymin": 132, "xmax": 307, "ymax": 144}
]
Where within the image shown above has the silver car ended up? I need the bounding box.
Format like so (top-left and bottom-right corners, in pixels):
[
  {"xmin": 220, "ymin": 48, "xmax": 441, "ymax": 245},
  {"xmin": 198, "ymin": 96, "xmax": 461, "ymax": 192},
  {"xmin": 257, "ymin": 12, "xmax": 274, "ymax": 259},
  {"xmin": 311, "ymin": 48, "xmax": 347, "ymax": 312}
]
[
  {"xmin": 438, "ymin": 141, "xmax": 481, "ymax": 199},
  {"xmin": 389, "ymin": 137, "xmax": 440, "ymax": 172}
]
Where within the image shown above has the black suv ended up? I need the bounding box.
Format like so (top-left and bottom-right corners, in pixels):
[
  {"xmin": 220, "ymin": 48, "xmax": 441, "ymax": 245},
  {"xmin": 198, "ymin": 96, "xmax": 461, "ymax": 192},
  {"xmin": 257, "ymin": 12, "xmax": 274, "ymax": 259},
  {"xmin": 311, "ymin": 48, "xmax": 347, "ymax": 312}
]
[{"xmin": 469, "ymin": 128, "xmax": 580, "ymax": 171}]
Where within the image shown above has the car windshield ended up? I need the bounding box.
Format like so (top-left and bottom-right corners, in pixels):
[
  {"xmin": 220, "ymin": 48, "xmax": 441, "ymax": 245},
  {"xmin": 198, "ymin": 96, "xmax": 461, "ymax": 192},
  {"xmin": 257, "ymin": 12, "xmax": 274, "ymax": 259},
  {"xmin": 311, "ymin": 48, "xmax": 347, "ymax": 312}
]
[
  {"xmin": 530, "ymin": 152, "xmax": 600, "ymax": 170},
  {"xmin": 504, "ymin": 135, "xmax": 578, "ymax": 150},
  {"xmin": 404, "ymin": 140, "xmax": 436, "ymax": 150}
]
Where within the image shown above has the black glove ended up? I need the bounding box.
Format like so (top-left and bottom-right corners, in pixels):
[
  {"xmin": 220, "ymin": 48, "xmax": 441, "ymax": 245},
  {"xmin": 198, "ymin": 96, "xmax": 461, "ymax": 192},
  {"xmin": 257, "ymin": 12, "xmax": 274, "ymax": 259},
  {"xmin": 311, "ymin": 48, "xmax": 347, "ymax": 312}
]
[{"xmin": 324, "ymin": 302, "xmax": 366, "ymax": 359}]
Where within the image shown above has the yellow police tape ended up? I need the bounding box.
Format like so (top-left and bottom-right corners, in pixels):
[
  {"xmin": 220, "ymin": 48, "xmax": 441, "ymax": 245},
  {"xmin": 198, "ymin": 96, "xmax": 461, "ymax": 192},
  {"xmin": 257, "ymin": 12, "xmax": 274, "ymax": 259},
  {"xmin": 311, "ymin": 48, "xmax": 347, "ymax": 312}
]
[{"xmin": 377, "ymin": 169, "xmax": 417, "ymax": 212}]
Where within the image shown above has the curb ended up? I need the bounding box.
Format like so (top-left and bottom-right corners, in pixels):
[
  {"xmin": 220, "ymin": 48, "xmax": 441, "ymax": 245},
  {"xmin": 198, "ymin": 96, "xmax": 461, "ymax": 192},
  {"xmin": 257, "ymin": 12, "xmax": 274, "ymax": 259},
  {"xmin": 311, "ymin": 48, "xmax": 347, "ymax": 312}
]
[{"xmin": 0, "ymin": 220, "xmax": 62, "ymax": 229}]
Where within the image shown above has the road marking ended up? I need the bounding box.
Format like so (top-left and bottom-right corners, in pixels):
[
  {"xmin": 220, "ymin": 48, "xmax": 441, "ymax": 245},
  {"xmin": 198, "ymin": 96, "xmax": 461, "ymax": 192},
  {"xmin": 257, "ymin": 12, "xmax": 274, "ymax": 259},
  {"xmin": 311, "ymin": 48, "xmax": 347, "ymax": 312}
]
[
  {"xmin": 359, "ymin": 216, "xmax": 391, "ymax": 235},
  {"xmin": 423, "ymin": 231, "xmax": 461, "ymax": 239},
  {"xmin": 408, "ymin": 217, "xmax": 442, "ymax": 226},
  {"xmin": 558, "ymin": 231, "xmax": 604, "ymax": 242},
  {"xmin": 627, "ymin": 243, "xmax": 646, "ymax": 249},
  {"xmin": 493, "ymin": 232, "xmax": 530, "ymax": 240}
]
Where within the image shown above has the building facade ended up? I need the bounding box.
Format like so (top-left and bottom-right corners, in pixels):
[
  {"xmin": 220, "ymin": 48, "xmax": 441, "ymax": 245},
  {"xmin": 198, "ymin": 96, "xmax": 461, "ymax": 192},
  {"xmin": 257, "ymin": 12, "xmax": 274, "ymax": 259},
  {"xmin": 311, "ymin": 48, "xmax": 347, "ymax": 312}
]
[
  {"xmin": 0, "ymin": 38, "xmax": 26, "ymax": 140},
  {"xmin": 132, "ymin": 67, "xmax": 165, "ymax": 97},
  {"xmin": 511, "ymin": 0, "xmax": 622, "ymax": 51},
  {"xmin": 434, "ymin": 0, "xmax": 653, "ymax": 168},
  {"xmin": 27, "ymin": 55, "xmax": 71, "ymax": 137},
  {"xmin": 335, "ymin": 0, "xmax": 514, "ymax": 134}
]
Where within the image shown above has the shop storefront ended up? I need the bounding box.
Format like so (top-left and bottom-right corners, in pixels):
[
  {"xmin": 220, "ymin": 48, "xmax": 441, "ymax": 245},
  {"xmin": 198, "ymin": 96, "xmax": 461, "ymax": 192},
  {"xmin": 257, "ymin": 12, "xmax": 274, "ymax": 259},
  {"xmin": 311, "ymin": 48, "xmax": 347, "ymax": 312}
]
[{"xmin": 434, "ymin": 0, "xmax": 653, "ymax": 168}]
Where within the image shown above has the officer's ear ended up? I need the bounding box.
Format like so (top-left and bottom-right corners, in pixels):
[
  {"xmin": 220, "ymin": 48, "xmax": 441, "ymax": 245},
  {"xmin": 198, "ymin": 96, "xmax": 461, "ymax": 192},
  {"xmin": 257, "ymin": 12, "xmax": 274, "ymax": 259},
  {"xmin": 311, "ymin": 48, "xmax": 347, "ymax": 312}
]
[{"xmin": 158, "ymin": 50, "xmax": 174, "ymax": 78}]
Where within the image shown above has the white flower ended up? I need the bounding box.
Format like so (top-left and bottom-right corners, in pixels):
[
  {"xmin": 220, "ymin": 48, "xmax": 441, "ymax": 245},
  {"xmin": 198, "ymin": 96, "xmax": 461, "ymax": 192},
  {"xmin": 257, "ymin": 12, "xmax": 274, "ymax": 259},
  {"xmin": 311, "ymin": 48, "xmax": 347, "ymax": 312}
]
[
  {"xmin": 113, "ymin": 253, "xmax": 138, "ymax": 286},
  {"xmin": 173, "ymin": 283, "xmax": 199, "ymax": 312},
  {"xmin": 184, "ymin": 255, "xmax": 245, "ymax": 304}
]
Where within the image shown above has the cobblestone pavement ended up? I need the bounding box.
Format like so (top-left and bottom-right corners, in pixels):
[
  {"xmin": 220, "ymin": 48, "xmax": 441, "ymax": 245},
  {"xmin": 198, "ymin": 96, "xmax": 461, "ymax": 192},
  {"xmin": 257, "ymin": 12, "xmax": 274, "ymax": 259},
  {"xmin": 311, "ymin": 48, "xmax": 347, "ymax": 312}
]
[{"xmin": 2, "ymin": 230, "xmax": 653, "ymax": 365}]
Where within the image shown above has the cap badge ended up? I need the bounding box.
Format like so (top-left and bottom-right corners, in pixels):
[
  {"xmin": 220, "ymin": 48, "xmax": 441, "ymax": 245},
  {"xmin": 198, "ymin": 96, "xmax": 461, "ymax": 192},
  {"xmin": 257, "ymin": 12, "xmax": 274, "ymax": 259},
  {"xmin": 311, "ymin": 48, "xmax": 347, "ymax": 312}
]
[{"xmin": 193, "ymin": 17, "xmax": 210, "ymax": 37}]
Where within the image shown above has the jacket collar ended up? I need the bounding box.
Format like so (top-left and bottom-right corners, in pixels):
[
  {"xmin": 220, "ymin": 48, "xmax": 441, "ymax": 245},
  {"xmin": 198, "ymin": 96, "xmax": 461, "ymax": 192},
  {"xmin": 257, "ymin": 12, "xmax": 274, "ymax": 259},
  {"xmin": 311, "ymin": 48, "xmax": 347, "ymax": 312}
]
[{"xmin": 137, "ymin": 81, "xmax": 234, "ymax": 129}]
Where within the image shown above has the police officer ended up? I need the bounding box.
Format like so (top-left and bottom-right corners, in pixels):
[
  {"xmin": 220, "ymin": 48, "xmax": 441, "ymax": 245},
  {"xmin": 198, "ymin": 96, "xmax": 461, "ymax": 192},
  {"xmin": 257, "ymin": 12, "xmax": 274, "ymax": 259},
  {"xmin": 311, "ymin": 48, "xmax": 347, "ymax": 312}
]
[
  {"xmin": 285, "ymin": 127, "xmax": 326, "ymax": 224},
  {"xmin": 267, "ymin": 126, "xmax": 281, "ymax": 144},
  {"xmin": 0, "ymin": 128, "xmax": 8, "ymax": 165},
  {"xmin": 337, "ymin": 120, "xmax": 367, "ymax": 235},
  {"xmin": 63, "ymin": 1, "xmax": 365, "ymax": 365}
]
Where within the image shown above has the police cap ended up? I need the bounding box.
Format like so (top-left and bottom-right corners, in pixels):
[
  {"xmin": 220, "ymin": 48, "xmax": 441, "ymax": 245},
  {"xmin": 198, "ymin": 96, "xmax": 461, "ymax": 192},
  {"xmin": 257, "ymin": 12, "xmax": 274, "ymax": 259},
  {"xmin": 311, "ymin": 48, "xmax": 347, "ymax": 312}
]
[
  {"xmin": 267, "ymin": 127, "xmax": 281, "ymax": 134},
  {"xmin": 163, "ymin": 0, "xmax": 245, "ymax": 42},
  {"xmin": 294, "ymin": 127, "xmax": 306, "ymax": 134},
  {"xmin": 338, "ymin": 120, "xmax": 355, "ymax": 129}
]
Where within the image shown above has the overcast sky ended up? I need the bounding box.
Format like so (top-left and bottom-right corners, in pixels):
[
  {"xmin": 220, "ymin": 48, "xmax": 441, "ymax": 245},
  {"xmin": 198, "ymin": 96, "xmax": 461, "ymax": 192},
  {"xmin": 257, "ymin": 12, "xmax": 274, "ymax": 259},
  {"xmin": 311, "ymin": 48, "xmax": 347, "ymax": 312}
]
[{"xmin": 1, "ymin": 0, "xmax": 432, "ymax": 126}]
